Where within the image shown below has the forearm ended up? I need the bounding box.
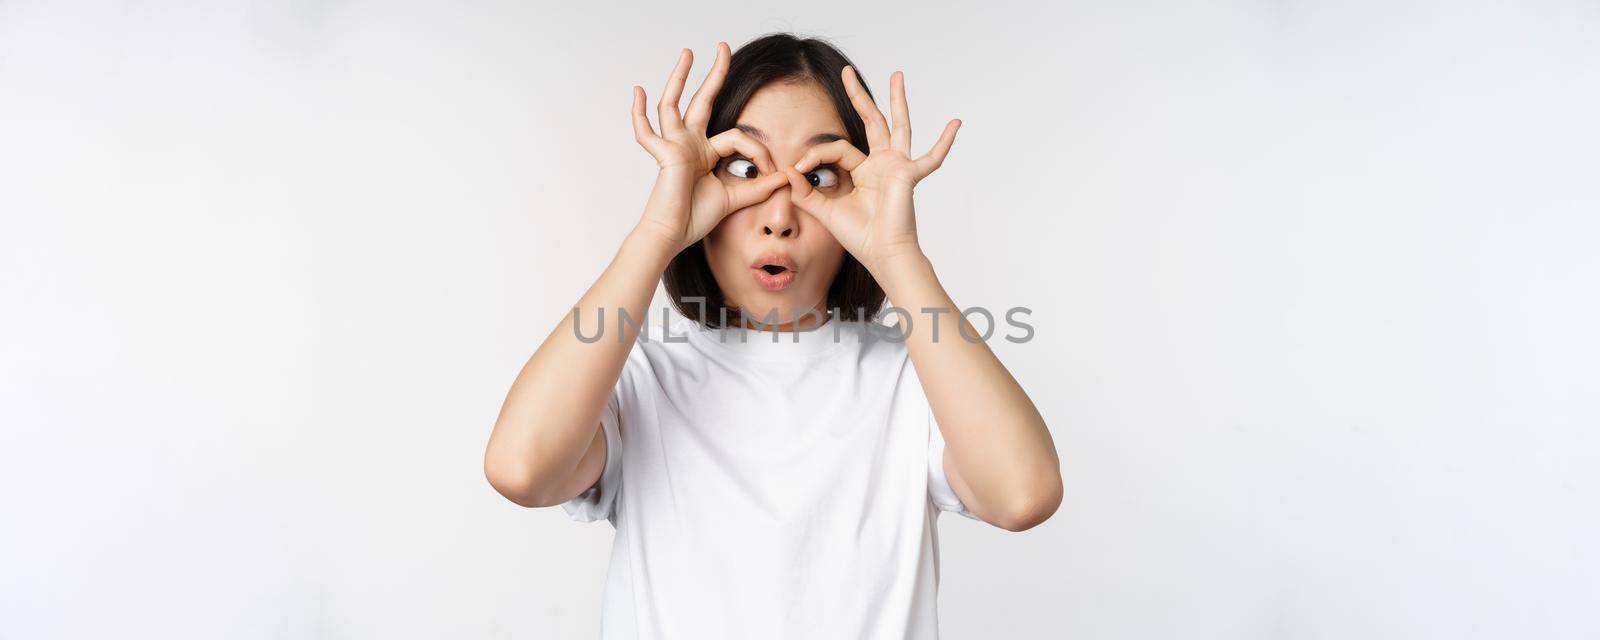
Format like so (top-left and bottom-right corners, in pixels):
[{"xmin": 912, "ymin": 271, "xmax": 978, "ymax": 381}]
[
  {"xmin": 484, "ymin": 225, "xmax": 677, "ymax": 504},
  {"xmin": 873, "ymin": 253, "xmax": 1062, "ymax": 520}
]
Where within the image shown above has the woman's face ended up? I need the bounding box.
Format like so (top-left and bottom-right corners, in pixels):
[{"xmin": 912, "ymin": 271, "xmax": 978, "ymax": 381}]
[{"xmin": 703, "ymin": 79, "xmax": 855, "ymax": 329}]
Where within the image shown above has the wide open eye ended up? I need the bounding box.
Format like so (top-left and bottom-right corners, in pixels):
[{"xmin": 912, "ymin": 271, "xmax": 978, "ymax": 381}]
[
  {"xmin": 724, "ymin": 158, "xmax": 759, "ymax": 179},
  {"xmin": 806, "ymin": 166, "xmax": 839, "ymax": 189}
]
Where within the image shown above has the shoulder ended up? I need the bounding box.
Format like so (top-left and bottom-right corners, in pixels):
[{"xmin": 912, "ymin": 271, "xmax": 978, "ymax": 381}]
[
  {"xmin": 853, "ymin": 320, "xmax": 914, "ymax": 363},
  {"xmin": 633, "ymin": 312, "xmax": 701, "ymax": 349},
  {"xmin": 622, "ymin": 311, "xmax": 709, "ymax": 371},
  {"xmin": 592, "ymin": 311, "xmax": 693, "ymax": 411}
]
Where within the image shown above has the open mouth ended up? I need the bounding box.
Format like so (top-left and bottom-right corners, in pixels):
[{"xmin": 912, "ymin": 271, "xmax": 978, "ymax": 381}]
[{"xmin": 750, "ymin": 253, "xmax": 799, "ymax": 291}]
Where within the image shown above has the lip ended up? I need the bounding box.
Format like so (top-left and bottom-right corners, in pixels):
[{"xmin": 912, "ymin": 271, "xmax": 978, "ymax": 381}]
[{"xmin": 750, "ymin": 252, "xmax": 799, "ymax": 292}]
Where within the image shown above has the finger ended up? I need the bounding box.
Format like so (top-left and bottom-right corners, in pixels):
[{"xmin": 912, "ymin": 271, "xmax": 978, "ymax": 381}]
[
  {"xmin": 782, "ymin": 166, "xmax": 830, "ymax": 216},
  {"xmin": 792, "ymin": 139, "xmax": 868, "ymax": 174},
  {"xmin": 632, "ymin": 85, "xmax": 674, "ymax": 161},
  {"xmin": 708, "ymin": 128, "xmax": 777, "ymax": 174},
  {"xmin": 658, "ymin": 48, "xmax": 693, "ymax": 134},
  {"xmin": 684, "ymin": 41, "xmax": 730, "ymax": 133},
  {"xmin": 841, "ymin": 65, "xmax": 891, "ymax": 152},
  {"xmin": 631, "ymin": 85, "xmax": 659, "ymax": 143},
  {"xmin": 725, "ymin": 172, "xmax": 790, "ymax": 211},
  {"xmin": 890, "ymin": 70, "xmax": 911, "ymax": 153},
  {"xmin": 914, "ymin": 118, "xmax": 961, "ymax": 179}
]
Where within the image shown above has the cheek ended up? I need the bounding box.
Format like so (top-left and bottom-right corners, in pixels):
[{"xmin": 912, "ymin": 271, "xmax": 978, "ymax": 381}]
[
  {"xmin": 797, "ymin": 210, "xmax": 842, "ymax": 245},
  {"xmin": 705, "ymin": 207, "xmax": 750, "ymax": 243},
  {"xmin": 797, "ymin": 214, "xmax": 847, "ymax": 269},
  {"xmin": 703, "ymin": 209, "xmax": 754, "ymax": 266}
]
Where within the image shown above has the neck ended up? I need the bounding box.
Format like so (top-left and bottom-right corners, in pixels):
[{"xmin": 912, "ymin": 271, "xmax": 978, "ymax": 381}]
[{"xmin": 732, "ymin": 305, "xmax": 834, "ymax": 333}]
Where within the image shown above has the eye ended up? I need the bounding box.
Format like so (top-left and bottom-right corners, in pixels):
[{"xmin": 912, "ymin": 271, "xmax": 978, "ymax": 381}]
[
  {"xmin": 806, "ymin": 166, "xmax": 839, "ymax": 189},
  {"xmin": 724, "ymin": 158, "xmax": 759, "ymax": 179}
]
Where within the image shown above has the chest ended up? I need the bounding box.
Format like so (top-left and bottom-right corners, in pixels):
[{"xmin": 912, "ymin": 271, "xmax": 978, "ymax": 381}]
[{"xmin": 617, "ymin": 350, "xmax": 930, "ymax": 528}]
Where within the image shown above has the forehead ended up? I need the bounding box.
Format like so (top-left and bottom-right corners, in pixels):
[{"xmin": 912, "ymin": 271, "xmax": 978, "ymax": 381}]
[{"xmin": 735, "ymin": 80, "xmax": 846, "ymax": 147}]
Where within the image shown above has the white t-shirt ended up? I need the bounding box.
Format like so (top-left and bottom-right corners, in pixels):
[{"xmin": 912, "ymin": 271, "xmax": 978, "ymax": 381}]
[{"xmin": 561, "ymin": 311, "xmax": 985, "ymax": 639}]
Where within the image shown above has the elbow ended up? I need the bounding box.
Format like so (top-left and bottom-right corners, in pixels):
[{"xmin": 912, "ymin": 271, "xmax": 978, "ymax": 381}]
[
  {"xmin": 485, "ymin": 443, "xmax": 588, "ymax": 509},
  {"xmin": 484, "ymin": 455, "xmax": 541, "ymax": 508},
  {"xmin": 485, "ymin": 414, "xmax": 599, "ymax": 509},
  {"xmin": 486, "ymin": 464, "xmax": 573, "ymax": 509},
  {"xmin": 484, "ymin": 446, "xmax": 566, "ymax": 509},
  {"xmin": 994, "ymin": 473, "xmax": 1063, "ymax": 532}
]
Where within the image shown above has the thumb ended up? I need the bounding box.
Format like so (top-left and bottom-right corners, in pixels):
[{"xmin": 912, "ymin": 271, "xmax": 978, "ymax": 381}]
[
  {"xmin": 724, "ymin": 172, "xmax": 789, "ymax": 211},
  {"xmin": 782, "ymin": 167, "xmax": 829, "ymax": 216}
]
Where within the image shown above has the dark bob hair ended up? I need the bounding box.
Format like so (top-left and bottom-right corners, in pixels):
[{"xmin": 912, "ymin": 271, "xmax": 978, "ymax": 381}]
[{"xmin": 662, "ymin": 32, "xmax": 886, "ymax": 329}]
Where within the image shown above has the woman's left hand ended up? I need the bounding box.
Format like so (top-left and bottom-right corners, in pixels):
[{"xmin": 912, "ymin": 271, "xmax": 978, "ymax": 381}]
[{"xmin": 781, "ymin": 66, "xmax": 960, "ymax": 275}]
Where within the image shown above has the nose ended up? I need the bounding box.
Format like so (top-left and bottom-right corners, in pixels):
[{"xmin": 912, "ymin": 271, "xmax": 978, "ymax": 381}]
[{"xmin": 760, "ymin": 184, "xmax": 797, "ymax": 239}]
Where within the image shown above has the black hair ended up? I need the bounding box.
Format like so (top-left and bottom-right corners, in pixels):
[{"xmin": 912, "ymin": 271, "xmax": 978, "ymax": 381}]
[{"xmin": 661, "ymin": 32, "xmax": 886, "ymax": 329}]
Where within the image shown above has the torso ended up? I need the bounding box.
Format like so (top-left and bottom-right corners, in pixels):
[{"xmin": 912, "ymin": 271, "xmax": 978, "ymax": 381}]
[{"xmin": 562, "ymin": 313, "xmax": 971, "ymax": 639}]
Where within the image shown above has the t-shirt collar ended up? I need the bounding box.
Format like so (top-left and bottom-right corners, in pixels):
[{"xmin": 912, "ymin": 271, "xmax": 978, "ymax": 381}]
[{"xmin": 680, "ymin": 311, "xmax": 869, "ymax": 361}]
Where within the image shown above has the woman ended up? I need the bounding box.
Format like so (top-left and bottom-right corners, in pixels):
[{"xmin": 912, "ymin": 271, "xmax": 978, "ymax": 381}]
[{"xmin": 485, "ymin": 32, "xmax": 1062, "ymax": 638}]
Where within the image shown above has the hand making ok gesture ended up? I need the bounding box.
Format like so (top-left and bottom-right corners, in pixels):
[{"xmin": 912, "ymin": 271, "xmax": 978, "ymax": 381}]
[
  {"xmin": 781, "ymin": 66, "xmax": 961, "ymax": 275},
  {"xmin": 630, "ymin": 42, "xmax": 791, "ymax": 255}
]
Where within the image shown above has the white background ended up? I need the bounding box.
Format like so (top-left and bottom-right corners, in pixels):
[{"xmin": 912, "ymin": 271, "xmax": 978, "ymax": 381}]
[{"xmin": 3, "ymin": 1, "xmax": 1598, "ymax": 638}]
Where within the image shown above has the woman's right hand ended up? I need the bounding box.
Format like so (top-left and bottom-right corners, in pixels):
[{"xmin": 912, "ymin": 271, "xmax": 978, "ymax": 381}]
[{"xmin": 630, "ymin": 42, "xmax": 790, "ymax": 255}]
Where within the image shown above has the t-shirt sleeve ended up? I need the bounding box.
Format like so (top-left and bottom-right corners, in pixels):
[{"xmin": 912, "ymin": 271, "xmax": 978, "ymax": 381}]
[
  {"xmin": 928, "ymin": 408, "xmax": 981, "ymax": 521},
  {"xmin": 560, "ymin": 374, "xmax": 627, "ymax": 526}
]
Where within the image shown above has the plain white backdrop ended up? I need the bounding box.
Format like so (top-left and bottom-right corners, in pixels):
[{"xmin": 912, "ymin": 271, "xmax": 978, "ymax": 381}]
[{"xmin": 3, "ymin": 1, "xmax": 1597, "ymax": 638}]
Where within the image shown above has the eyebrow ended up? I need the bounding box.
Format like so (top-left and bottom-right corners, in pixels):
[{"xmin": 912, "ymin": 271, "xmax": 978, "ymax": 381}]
[{"xmin": 736, "ymin": 123, "xmax": 846, "ymax": 147}]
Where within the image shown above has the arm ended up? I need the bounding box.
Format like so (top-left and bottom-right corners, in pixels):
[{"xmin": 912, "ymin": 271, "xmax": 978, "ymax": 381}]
[
  {"xmin": 783, "ymin": 66, "xmax": 1062, "ymax": 531},
  {"xmin": 483, "ymin": 227, "xmax": 674, "ymax": 508},
  {"xmin": 484, "ymin": 42, "xmax": 787, "ymax": 508},
  {"xmin": 877, "ymin": 254, "xmax": 1062, "ymax": 531}
]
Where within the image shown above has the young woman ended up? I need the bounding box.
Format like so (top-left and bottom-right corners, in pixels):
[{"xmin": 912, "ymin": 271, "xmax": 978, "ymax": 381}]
[{"xmin": 485, "ymin": 33, "xmax": 1062, "ymax": 638}]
